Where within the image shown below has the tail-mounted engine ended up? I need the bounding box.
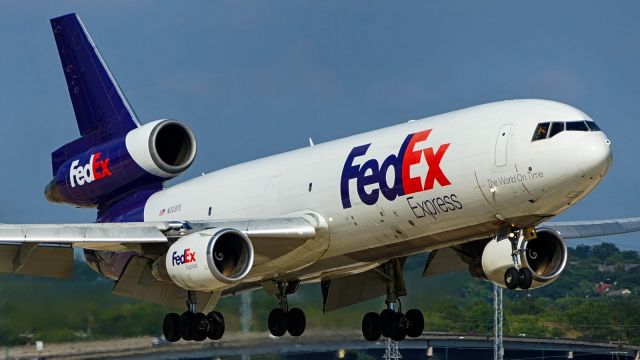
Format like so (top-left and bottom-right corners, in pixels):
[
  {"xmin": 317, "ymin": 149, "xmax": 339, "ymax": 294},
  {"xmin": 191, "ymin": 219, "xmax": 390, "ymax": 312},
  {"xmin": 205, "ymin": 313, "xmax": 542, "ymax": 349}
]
[
  {"xmin": 45, "ymin": 119, "xmax": 196, "ymax": 207},
  {"xmin": 470, "ymin": 228, "xmax": 568, "ymax": 289},
  {"xmin": 153, "ymin": 228, "xmax": 254, "ymax": 291}
]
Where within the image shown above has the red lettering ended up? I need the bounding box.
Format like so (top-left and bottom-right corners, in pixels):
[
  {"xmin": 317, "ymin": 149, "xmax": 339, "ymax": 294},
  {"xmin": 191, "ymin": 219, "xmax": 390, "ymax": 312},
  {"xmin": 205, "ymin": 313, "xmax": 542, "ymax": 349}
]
[
  {"xmin": 401, "ymin": 130, "xmax": 431, "ymax": 195},
  {"xmin": 92, "ymin": 153, "xmax": 103, "ymax": 179},
  {"xmin": 423, "ymin": 143, "xmax": 451, "ymax": 189},
  {"xmin": 91, "ymin": 152, "xmax": 112, "ymax": 179},
  {"xmin": 99, "ymin": 159, "xmax": 112, "ymax": 177}
]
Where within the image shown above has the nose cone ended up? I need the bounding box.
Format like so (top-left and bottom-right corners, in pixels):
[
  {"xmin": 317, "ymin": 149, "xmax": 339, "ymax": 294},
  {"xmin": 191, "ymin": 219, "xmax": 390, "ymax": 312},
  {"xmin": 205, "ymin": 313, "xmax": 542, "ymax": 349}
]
[{"xmin": 573, "ymin": 133, "xmax": 612, "ymax": 178}]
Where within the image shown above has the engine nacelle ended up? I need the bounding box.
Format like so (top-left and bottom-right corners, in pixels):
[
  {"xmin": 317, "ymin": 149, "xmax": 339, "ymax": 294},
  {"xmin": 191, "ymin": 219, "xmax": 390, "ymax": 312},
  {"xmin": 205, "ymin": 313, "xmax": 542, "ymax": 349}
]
[
  {"xmin": 162, "ymin": 228, "xmax": 254, "ymax": 291},
  {"xmin": 477, "ymin": 229, "xmax": 568, "ymax": 289},
  {"xmin": 125, "ymin": 119, "xmax": 196, "ymax": 178}
]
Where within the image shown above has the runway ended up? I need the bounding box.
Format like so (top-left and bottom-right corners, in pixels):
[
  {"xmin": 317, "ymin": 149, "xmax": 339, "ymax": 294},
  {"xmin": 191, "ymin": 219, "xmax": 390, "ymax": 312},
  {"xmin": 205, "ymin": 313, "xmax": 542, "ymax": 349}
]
[{"xmin": 3, "ymin": 331, "xmax": 637, "ymax": 360}]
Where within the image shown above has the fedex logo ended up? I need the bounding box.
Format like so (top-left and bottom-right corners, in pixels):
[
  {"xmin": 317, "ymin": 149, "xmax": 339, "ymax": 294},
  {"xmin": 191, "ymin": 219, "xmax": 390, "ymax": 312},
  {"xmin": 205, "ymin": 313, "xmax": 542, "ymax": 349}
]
[
  {"xmin": 340, "ymin": 129, "xmax": 451, "ymax": 208},
  {"xmin": 172, "ymin": 248, "xmax": 196, "ymax": 266},
  {"xmin": 69, "ymin": 152, "xmax": 112, "ymax": 188}
]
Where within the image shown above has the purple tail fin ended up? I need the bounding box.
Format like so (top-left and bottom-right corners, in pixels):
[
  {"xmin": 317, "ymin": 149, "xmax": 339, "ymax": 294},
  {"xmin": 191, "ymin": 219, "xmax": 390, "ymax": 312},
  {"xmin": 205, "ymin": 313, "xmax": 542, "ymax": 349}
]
[{"xmin": 50, "ymin": 13, "xmax": 140, "ymax": 173}]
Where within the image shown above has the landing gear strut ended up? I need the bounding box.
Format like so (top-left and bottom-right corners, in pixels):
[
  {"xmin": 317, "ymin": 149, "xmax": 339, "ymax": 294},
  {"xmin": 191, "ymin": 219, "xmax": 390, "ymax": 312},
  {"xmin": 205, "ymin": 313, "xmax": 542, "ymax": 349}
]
[
  {"xmin": 361, "ymin": 259, "xmax": 424, "ymax": 342},
  {"xmin": 162, "ymin": 290, "xmax": 225, "ymax": 342},
  {"xmin": 502, "ymin": 227, "xmax": 534, "ymax": 290},
  {"xmin": 267, "ymin": 280, "xmax": 306, "ymax": 337}
]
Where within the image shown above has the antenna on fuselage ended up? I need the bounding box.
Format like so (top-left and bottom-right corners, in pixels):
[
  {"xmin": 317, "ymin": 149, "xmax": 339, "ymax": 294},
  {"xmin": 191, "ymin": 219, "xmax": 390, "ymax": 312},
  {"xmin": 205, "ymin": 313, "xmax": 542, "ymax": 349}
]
[{"xmin": 308, "ymin": 138, "xmax": 315, "ymax": 146}]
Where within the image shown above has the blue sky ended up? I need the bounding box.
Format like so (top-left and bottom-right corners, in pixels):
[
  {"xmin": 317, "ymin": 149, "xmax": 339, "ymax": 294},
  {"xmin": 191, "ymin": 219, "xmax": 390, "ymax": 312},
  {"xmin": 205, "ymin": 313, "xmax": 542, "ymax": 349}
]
[{"xmin": 0, "ymin": 1, "xmax": 639, "ymax": 247}]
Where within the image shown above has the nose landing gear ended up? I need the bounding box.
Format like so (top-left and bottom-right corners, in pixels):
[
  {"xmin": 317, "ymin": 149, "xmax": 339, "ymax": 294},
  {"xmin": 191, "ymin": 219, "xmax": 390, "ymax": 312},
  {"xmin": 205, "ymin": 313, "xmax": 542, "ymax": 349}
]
[
  {"xmin": 162, "ymin": 290, "xmax": 225, "ymax": 342},
  {"xmin": 502, "ymin": 227, "xmax": 534, "ymax": 290},
  {"xmin": 361, "ymin": 259, "xmax": 424, "ymax": 342}
]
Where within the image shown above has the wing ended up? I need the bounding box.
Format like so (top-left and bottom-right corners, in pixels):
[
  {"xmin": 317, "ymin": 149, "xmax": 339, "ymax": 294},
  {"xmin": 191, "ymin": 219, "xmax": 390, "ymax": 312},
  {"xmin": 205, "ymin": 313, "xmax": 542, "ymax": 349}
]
[
  {"xmin": 540, "ymin": 217, "xmax": 640, "ymax": 239},
  {"xmin": 0, "ymin": 216, "xmax": 318, "ymax": 278},
  {"xmin": 422, "ymin": 217, "xmax": 640, "ymax": 278}
]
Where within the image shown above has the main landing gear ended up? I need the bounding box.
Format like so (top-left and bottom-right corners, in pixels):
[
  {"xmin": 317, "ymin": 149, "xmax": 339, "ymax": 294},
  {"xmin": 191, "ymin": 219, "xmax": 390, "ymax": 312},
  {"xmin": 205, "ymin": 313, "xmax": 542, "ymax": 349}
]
[
  {"xmin": 162, "ymin": 290, "xmax": 225, "ymax": 342},
  {"xmin": 267, "ymin": 280, "xmax": 307, "ymax": 337},
  {"xmin": 361, "ymin": 259, "xmax": 424, "ymax": 342},
  {"xmin": 502, "ymin": 227, "xmax": 533, "ymax": 290}
]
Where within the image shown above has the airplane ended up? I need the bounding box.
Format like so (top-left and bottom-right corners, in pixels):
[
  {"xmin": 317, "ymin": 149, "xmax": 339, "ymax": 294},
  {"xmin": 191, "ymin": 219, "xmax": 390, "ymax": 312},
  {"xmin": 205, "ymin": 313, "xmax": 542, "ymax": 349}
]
[{"xmin": 1, "ymin": 12, "xmax": 639, "ymax": 343}]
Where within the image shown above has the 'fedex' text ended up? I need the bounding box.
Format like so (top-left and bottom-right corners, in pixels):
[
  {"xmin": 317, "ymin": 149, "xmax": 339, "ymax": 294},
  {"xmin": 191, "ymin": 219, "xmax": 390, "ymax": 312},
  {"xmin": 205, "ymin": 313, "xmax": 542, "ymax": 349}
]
[
  {"xmin": 69, "ymin": 152, "xmax": 112, "ymax": 188},
  {"xmin": 172, "ymin": 248, "xmax": 196, "ymax": 266},
  {"xmin": 340, "ymin": 129, "xmax": 451, "ymax": 208}
]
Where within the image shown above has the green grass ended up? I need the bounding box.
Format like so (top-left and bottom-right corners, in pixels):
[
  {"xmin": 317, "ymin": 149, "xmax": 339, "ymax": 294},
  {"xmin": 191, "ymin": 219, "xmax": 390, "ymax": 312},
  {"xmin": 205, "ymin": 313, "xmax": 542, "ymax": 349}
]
[{"xmin": 1, "ymin": 243, "xmax": 640, "ymax": 345}]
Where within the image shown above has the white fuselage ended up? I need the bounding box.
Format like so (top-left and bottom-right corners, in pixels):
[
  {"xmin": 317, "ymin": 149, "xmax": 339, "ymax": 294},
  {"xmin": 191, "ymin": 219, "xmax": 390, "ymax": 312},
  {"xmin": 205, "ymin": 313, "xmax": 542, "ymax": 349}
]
[{"xmin": 143, "ymin": 100, "xmax": 612, "ymax": 282}]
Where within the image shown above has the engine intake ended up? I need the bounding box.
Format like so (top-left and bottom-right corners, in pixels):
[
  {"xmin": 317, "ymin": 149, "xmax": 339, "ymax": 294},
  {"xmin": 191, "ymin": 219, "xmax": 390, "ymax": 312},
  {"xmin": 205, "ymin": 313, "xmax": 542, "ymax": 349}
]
[
  {"xmin": 521, "ymin": 229, "xmax": 568, "ymax": 283},
  {"xmin": 477, "ymin": 228, "xmax": 568, "ymax": 289},
  {"xmin": 160, "ymin": 228, "xmax": 254, "ymax": 291},
  {"xmin": 126, "ymin": 119, "xmax": 197, "ymax": 178}
]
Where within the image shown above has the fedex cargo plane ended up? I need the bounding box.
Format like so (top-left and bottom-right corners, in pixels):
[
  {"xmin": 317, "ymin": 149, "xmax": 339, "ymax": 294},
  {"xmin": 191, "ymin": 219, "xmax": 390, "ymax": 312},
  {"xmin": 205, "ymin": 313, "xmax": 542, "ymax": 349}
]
[{"xmin": 2, "ymin": 13, "xmax": 639, "ymax": 343}]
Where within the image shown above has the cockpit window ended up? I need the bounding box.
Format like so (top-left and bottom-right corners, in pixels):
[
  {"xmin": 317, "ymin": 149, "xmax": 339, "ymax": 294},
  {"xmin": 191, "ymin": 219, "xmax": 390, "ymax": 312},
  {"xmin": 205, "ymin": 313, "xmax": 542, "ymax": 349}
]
[
  {"xmin": 549, "ymin": 122, "xmax": 565, "ymax": 138},
  {"xmin": 532, "ymin": 122, "xmax": 550, "ymax": 141},
  {"xmin": 586, "ymin": 121, "xmax": 601, "ymax": 131},
  {"xmin": 531, "ymin": 120, "xmax": 601, "ymax": 142},
  {"xmin": 566, "ymin": 121, "xmax": 589, "ymax": 131}
]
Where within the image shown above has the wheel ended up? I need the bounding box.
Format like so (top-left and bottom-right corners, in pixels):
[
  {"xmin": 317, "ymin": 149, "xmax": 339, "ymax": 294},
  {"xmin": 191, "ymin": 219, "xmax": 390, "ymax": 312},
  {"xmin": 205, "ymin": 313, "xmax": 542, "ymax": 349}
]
[
  {"xmin": 518, "ymin": 268, "xmax": 533, "ymax": 290},
  {"xmin": 287, "ymin": 308, "xmax": 306, "ymax": 337},
  {"xmin": 504, "ymin": 267, "xmax": 520, "ymax": 290},
  {"xmin": 379, "ymin": 309, "xmax": 395, "ymax": 338},
  {"xmin": 389, "ymin": 312, "xmax": 406, "ymax": 341},
  {"xmin": 405, "ymin": 309, "xmax": 424, "ymax": 338},
  {"xmin": 267, "ymin": 308, "xmax": 287, "ymax": 337},
  {"xmin": 193, "ymin": 313, "xmax": 208, "ymax": 341},
  {"xmin": 361, "ymin": 312, "xmax": 381, "ymax": 341},
  {"xmin": 162, "ymin": 313, "xmax": 181, "ymax": 342},
  {"xmin": 207, "ymin": 311, "xmax": 225, "ymax": 340},
  {"xmin": 179, "ymin": 312, "xmax": 197, "ymax": 341}
]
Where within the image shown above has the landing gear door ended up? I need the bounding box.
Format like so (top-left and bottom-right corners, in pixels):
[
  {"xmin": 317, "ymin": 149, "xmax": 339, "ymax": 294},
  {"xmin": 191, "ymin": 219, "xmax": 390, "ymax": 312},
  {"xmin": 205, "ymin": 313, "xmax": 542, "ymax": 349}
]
[{"xmin": 495, "ymin": 124, "xmax": 512, "ymax": 167}]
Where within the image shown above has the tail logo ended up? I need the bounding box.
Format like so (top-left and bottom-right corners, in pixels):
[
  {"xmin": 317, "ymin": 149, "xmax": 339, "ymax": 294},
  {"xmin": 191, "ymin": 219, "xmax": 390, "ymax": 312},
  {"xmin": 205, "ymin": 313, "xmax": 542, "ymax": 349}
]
[{"xmin": 69, "ymin": 152, "xmax": 112, "ymax": 187}]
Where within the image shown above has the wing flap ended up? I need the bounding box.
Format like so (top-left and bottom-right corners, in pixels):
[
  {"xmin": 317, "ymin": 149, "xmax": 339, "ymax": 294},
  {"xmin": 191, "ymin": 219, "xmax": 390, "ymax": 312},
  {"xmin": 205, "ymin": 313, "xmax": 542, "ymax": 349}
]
[
  {"xmin": 322, "ymin": 268, "xmax": 388, "ymax": 312},
  {"xmin": 0, "ymin": 244, "xmax": 73, "ymax": 278},
  {"xmin": 422, "ymin": 248, "xmax": 468, "ymax": 277},
  {"xmin": 113, "ymin": 256, "xmax": 219, "ymax": 312}
]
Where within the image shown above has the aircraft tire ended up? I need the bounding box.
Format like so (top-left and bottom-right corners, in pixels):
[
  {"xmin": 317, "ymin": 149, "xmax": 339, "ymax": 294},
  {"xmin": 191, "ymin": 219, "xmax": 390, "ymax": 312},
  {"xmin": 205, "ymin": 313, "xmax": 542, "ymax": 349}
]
[
  {"xmin": 504, "ymin": 267, "xmax": 520, "ymax": 290},
  {"xmin": 179, "ymin": 311, "xmax": 197, "ymax": 341},
  {"xmin": 362, "ymin": 312, "xmax": 381, "ymax": 341},
  {"xmin": 162, "ymin": 313, "xmax": 181, "ymax": 342},
  {"xmin": 193, "ymin": 313, "xmax": 208, "ymax": 341},
  {"xmin": 287, "ymin": 308, "xmax": 306, "ymax": 337},
  {"xmin": 268, "ymin": 308, "xmax": 288, "ymax": 337},
  {"xmin": 389, "ymin": 312, "xmax": 406, "ymax": 341},
  {"xmin": 405, "ymin": 309, "xmax": 424, "ymax": 338},
  {"xmin": 207, "ymin": 311, "xmax": 225, "ymax": 340},
  {"xmin": 379, "ymin": 309, "xmax": 395, "ymax": 338},
  {"xmin": 518, "ymin": 268, "xmax": 533, "ymax": 290}
]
